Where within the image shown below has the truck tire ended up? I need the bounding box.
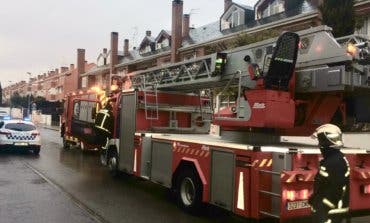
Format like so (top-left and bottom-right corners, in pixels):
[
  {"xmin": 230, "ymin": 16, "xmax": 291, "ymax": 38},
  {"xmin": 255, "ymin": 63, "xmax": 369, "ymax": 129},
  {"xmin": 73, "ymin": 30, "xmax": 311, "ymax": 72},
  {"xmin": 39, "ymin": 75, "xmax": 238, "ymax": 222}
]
[
  {"xmin": 63, "ymin": 138, "xmax": 70, "ymax": 150},
  {"xmin": 176, "ymin": 169, "xmax": 203, "ymax": 214},
  {"xmin": 107, "ymin": 150, "xmax": 119, "ymax": 177},
  {"xmin": 100, "ymin": 150, "xmax": 107, "ymax": 166}
]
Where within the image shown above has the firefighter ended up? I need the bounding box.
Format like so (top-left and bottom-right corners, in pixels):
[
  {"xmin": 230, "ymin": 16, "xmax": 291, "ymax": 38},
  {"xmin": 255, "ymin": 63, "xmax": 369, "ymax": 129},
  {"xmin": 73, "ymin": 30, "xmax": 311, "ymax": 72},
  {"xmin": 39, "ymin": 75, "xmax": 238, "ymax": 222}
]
[
  {"xmin": 94, "ymin": 100, "xmax": 114, "ymax": 150},
  {"xmin": 309, "ymin": 124, "xmax": 350, "ymax": 223},
  {"xmin": 215, "ymin": 53, "xmax": 227, "ymax": 74}
]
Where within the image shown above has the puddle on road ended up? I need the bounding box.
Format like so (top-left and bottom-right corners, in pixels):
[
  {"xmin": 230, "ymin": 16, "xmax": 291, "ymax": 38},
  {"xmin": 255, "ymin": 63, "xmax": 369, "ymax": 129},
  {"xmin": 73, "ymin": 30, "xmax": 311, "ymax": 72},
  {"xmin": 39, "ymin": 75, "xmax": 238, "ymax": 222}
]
[
  {"xmin": 0, "ymin": 180, "xmax": 11, "ymax": 186},
  {"xmin": 31, "ymin": 178, "xmax": 47, "ymax": 184}
]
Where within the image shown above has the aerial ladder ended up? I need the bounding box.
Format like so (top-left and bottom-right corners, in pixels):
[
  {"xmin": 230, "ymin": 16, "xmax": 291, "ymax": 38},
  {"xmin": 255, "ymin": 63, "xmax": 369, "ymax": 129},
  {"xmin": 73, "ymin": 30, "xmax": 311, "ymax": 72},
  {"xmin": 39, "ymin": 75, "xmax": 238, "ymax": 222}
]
[{"xmin": 126, "ymin": 25, "xmax": 370, "ymax": 136}]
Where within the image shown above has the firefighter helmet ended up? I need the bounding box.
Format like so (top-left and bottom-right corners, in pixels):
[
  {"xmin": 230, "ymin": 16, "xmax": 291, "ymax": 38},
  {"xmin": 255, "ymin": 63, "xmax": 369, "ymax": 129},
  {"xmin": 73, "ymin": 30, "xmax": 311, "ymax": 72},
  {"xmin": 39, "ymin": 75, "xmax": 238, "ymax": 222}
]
[{"xmin": 311, "ymin": 124, "xmax": 343, "ymax": 148}]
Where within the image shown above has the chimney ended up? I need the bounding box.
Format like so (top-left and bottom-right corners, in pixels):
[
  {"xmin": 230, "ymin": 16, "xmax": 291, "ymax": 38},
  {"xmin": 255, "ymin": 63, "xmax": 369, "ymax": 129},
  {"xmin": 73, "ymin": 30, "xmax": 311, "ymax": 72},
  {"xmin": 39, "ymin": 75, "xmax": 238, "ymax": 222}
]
[
  {"xmin": 77, "ymin": 49, "xmax": 85, "ymax": 75},
  {"xmin": 124, "ymin": 39, "xmax": 129, "ymax": 57},
  {"xmin": 70, "ymin": 64, "xmax": 75, "ymax": 71},
  {"xmin": 61, "ymin": 67, "xmax": 68, "ymax": 73},
  {"xmin": 183, "ymin": 14, "xmax": 190, "ymax": 39},
  {"xmin": 110, "ymin": 32, "xmax": 119, "ymax": 74},
  {"xmin": 77, "ymin": 49, "xmax": 85, "ymax": 89},
  {"xmin": 224, "ymin": 0, "xmax": 232, "ymax": 12},
  {"xmin": 103, "ymin": 48, "xmax": 108, "ymax": 65},
  {"xmin": 171, "ymin": 0, "xmax": 183, "ymax": 63}
]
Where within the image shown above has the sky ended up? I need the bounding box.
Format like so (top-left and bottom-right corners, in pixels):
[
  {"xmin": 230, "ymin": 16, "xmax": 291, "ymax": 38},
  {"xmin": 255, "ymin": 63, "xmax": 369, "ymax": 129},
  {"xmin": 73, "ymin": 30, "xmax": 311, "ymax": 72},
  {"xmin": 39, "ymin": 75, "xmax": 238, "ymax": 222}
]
[{"xmin": 0, "ymin": 0, "xmax": 258, "ymax": 87}]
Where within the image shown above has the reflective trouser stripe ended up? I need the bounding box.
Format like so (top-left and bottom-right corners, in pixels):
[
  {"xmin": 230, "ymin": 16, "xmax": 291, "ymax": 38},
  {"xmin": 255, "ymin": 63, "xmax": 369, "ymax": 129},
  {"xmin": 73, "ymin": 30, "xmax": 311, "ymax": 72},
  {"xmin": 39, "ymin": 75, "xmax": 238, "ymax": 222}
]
[
  {"xmin": 319, "ymin": 170, "xmax": 329, "ymax": 177},
  {"xmin": 99, "ymin": 110, "xmax": 110, "ymax": 116},
  {"xmin": 328, "ymin": 207, "xmax": 349, "ymax": 215},
  {"xmin": 338, "ymin": 200, "xmax": 343, "ymax": 209},
  {"xmin": 345, "ymin": 170, "xmax": 350, "ymax": 177},
  {"xmin": 96, "ymin": 112, "xmax": 111, "ymax": 134},
  {"xmin": 101, "ymin": 137, "xmax": 109, "ymax": 150},
  {"xmin": 323, "ymin": 198, "xmax": 336, "ymax": 209},
  {"xmin": 95, "ymin": 125, "xmax": 110, "ymax": 134}
]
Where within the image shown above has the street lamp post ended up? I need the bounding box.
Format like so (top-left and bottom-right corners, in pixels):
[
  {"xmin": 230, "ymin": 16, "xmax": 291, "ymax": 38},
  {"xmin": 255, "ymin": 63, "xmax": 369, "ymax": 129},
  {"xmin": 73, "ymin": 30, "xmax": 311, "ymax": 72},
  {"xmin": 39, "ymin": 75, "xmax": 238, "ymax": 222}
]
[
  {"xmin": 8, "ymin": 81, "xmax": 12, "ymax": 108},
  {"xmin": 27, "ymin": 72, "xmax": 32, "ymax": 117}
]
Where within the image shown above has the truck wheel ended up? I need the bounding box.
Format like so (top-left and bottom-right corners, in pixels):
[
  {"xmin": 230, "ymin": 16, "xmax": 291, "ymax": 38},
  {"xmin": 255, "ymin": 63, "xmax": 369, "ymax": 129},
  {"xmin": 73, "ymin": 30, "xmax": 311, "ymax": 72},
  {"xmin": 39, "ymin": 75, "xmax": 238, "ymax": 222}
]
[
  {"xmin": 63, "ymin": 138, "xmax": 70, "ymax": 150},
  {"xmin": 176, "ymin": 169, "xmax": 203, "ymax": 214},
  {"xmin": 108, "ymin": 150, "xmax": 119, "ymax": 177},
  {"xmin": 100, "ymin": 150, "xmax": 107, "ymax": 166}
]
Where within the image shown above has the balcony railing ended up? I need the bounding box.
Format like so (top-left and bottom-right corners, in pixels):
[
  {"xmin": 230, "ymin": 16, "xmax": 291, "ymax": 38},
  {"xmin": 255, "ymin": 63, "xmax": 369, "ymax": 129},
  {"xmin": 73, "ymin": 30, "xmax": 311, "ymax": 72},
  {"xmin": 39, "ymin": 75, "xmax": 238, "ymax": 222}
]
[{"xmin": 222, "ymin": 4, "xmax": 317, "ymax": 34}]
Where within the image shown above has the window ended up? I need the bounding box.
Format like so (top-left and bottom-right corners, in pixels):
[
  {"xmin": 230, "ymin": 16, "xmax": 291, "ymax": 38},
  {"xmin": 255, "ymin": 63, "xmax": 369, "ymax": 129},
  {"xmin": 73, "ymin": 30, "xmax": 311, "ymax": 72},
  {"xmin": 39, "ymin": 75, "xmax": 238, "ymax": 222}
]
[
  {"xmin": 356, "ymin": 17, "xmax": 369, "ymax": 35},
  {"xmin": 81, "ymin": 77, "xmax": 87, "ymax": 88},
  {"xmin": 228, "ymin": 8, "xmax": 243, "ymax": 27},
  {"xmin": 144, "ymin": 45, "xmax": 151, "ymax": 53},
  {"xmin": 140, "ymin": 44, "xmax": 153, "ymax": 54},
  {"xmin": 261, "ymin": 0, "xmax": 284, "ymax": 18},
  {"xmin": 73, "ymin": 100, "xmax": 97, "ymax": 123},
  {"xmin": 270, "ymin": 0, "xmax": 284, "ymax": 15},
  {"xmin": 5, "ymin": 123, "xmax": 36, "ymax": 131},
  {"xmin": 221, "ymin": 5, "xmax": 246, "ymax": 31},
  {"xmin": 157, "ymin": 39, "xmax": 170, "ymax": 49}
]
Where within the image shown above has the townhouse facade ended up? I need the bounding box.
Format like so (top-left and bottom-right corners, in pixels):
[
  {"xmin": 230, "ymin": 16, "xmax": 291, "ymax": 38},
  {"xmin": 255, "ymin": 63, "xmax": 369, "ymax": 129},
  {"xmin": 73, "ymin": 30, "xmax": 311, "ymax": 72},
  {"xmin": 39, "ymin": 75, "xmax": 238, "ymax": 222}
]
[
  {"xmin": 3, "ymin": 0, "xmax": 370, "ymax": 104},
  {"xmin": 81, "ymin": 0, "xmax": 370, "ymax": 91},
  {"xmin": 2, "ymin": 57, "xmax": 95, "ymax": 104}
]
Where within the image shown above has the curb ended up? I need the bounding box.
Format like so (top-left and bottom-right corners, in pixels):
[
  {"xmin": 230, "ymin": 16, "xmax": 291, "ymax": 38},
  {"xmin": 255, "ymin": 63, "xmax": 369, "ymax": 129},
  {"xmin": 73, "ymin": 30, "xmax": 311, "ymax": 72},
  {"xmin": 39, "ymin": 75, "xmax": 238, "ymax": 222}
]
[{"xmin": 38, "ymin": 125, "xmax": 59, "ymax": 132}]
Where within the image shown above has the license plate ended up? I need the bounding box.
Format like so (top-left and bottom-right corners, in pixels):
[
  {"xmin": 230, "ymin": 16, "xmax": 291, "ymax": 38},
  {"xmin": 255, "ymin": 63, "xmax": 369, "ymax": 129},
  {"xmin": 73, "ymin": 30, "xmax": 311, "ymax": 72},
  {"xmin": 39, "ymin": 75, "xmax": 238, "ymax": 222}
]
[
  {"xmin": 14, "ymin": 142, "xmax": 28, "ymax": 146},
  {"xmin": 287, "ymin": 200, "xmax": 310, "ymax": 210}
]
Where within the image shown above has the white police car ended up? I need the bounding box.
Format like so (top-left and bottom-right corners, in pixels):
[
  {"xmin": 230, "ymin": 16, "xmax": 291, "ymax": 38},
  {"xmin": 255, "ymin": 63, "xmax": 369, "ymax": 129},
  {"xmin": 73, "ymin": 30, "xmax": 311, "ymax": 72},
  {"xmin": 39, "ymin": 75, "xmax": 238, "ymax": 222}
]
[{"xmin": 0, "ymin": 118, "xmax": 41, "ymax": 154}]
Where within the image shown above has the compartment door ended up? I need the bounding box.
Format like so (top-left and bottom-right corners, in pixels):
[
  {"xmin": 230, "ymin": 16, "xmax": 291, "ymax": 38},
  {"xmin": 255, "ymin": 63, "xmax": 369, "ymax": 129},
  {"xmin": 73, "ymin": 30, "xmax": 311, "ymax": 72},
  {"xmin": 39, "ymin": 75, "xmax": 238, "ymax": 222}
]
[
  {"xmin": 119, "ymin": 92, "xmax": 137, "ymax": 173},
  {"xmin": 211, "ymin": 150, "xmax": 235, "ymax": 210}
]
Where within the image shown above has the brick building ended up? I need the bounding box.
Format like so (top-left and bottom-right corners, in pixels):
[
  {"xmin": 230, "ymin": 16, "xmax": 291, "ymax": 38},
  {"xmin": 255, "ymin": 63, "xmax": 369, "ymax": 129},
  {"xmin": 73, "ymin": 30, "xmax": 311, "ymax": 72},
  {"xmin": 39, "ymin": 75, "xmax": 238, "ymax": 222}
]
[
  {"xmin": 2, "ymin": 49, "xmax": 95, "ymax": 104},
  {"xmin": 3, "ymin": 0, "xmax": 370, "ymax": 103},
  {"xmin": 81, "ymin": 0, "xmax": 370, "ymax": 90}
]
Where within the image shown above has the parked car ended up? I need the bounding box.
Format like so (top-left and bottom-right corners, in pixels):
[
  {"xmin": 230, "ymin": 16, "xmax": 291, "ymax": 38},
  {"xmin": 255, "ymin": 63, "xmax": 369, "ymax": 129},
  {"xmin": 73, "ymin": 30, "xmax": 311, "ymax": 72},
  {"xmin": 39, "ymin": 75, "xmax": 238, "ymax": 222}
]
[
  {"xmin": 0, "ymin": 119, "xmax": 41, "ymax": 154},
  {"xmin": 0, "ymin": 107, "xmax": 10, "ymax": 120}
]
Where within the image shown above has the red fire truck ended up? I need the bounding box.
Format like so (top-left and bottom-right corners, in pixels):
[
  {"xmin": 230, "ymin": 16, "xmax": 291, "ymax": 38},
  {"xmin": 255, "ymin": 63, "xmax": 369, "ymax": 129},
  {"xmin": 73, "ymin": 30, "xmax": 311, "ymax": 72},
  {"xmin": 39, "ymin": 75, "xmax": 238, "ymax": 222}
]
[{"xmin": 81, "ymin": 26, "xmax": 370, "ymax": 221}]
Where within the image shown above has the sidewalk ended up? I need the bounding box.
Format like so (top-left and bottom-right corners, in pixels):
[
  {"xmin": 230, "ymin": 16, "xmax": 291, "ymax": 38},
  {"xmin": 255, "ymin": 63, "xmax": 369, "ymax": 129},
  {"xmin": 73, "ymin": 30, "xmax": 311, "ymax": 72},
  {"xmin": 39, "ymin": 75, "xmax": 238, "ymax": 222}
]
[{"xmin": 37, "ymin": 124, "xmax": 59, "ymax": 132}]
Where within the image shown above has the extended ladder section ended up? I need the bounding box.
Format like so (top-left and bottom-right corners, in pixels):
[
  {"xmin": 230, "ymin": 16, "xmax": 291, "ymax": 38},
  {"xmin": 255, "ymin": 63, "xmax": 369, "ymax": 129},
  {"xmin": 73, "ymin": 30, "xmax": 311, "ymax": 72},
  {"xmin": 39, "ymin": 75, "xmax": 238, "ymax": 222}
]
[
  {"xmin": 130, "ymin": 53, "xmax": 227, "ymax": 91},
  {"xmin": 141, "ymin": 76, "xmax": 159, "ymax": 120},
  {"xmin": 124, "ymin": 26, "xmax": 370, "ymax": 127},
  {"xmin": 126, "ymin": 26, "xmax": 370, "ymax": 95},
  {"xmin": 199, "ymin": 90, "xmax": 213, "ymax": 122}
]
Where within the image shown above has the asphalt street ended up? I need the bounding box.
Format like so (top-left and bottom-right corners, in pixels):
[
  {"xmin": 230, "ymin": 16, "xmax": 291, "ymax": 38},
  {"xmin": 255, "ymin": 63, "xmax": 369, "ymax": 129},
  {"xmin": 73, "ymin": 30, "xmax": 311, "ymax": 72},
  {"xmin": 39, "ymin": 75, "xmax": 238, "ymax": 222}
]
[
  {"xmin": 0, "ymin": 127, "xmax": 369, "ymax": 223},
  {"xmin": 0, "ymin": 152, "xmax": 96, "ymax": 223}
]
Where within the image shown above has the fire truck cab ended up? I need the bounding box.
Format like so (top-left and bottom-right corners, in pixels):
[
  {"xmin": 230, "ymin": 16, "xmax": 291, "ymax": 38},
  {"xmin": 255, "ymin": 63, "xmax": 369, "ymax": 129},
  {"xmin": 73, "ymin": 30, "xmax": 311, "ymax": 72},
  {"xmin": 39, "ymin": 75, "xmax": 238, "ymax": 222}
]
[{"xmin": 61, "ymin": 89, "xmax": 104, "ymax": 150}]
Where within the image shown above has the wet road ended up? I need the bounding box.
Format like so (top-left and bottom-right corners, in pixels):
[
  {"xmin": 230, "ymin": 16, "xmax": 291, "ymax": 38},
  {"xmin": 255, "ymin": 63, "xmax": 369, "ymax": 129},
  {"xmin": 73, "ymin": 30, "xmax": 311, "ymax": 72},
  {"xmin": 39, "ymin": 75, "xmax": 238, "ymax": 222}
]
[
  {"xmin": 0, "ymin": 152, "xmax": 96, "ymax": 223},
  {"xmin": 1, "ymin": 127, "xmax": 370, "ymax": 223},
  {"xmin": 19, "ymin": 128, "xmax": 247, "ymax": 223}
]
